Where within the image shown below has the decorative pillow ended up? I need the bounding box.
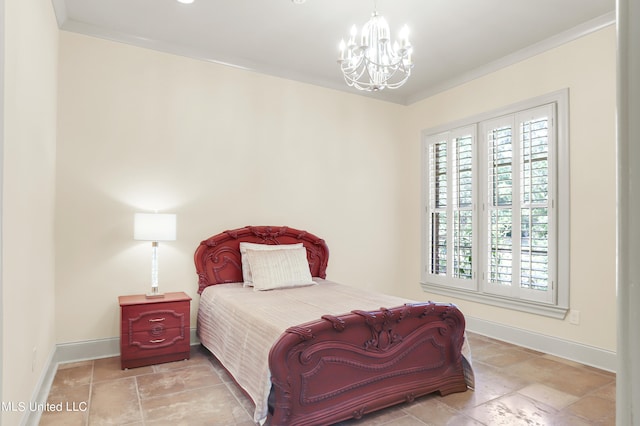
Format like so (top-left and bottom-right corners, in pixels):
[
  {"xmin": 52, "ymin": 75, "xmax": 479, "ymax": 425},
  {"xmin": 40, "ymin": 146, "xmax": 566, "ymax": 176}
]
[
  {"xmin": 244, "ymin": 247, "xmax": 315, "ymax": 291},
  {"xmin": 239, "ymin": 242, "xmax": 303, "ymax": 286}
]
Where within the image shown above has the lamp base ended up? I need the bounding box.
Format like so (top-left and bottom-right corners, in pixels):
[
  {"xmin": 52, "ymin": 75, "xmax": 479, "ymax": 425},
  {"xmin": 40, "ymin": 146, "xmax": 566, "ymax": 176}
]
[
  {"xmin": 145, "ymin": 292, "xmax": 165, "ymax": 299},
  {"xmin": 146, "ymin": 286, "xmax": 164, "ymax": 299}
]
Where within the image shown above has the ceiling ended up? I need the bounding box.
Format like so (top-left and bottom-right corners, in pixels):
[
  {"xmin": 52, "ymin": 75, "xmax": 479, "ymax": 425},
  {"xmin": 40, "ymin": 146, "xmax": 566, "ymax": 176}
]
[{"xmin": 51, "ymin": 0, "xmax": 616, "ymax": 105}]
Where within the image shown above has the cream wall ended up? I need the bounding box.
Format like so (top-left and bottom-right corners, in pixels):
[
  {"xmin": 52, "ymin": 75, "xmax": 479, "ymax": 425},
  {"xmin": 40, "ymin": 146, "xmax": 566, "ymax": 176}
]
[
  {"xmin": 55, "ymin": 32, "xmax": 407, "ymax": 342},
  {"xmin": 401, "ymin": 26, "xmax": 617, "ymax": 351},
  {"xmin": 2, "ymin": 0, "xmax": 58, "ymax": 423},
  {"xmin": 55, "ymin": 25, "xmax": 617, "ymax": 355}
]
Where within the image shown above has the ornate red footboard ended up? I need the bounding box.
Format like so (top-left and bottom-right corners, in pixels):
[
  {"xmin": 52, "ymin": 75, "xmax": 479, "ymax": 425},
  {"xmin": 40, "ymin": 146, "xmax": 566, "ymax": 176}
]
[{"xmin": 269, "ymin": 302, "xmax": 467, "ymax": 425}]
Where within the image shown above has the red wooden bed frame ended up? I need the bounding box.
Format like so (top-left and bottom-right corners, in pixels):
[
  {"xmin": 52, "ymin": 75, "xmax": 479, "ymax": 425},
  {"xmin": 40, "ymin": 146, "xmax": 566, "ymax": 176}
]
[{"xmin": 194, "ymin": 226, "xmax": 468, "ymax": 425}]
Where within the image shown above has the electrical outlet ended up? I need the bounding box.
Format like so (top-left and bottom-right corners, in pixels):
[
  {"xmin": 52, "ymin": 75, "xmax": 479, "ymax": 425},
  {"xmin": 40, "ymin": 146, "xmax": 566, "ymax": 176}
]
[{"xmin": 569, "ymin": 310, "xmax": 580, "ymax": 325}]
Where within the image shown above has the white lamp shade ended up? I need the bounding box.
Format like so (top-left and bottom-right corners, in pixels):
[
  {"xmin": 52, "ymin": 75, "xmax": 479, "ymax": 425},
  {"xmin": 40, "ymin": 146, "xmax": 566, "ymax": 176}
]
[{"xmin": 134, "ymin": 213, "xmax": 177, "ymax": 241}]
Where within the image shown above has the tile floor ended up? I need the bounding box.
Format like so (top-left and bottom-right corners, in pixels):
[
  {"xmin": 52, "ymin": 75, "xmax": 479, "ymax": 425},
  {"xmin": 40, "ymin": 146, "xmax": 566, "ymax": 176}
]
[{"xmin": 39, "ymin": 333, "xmax": 616, "ymax": 425}]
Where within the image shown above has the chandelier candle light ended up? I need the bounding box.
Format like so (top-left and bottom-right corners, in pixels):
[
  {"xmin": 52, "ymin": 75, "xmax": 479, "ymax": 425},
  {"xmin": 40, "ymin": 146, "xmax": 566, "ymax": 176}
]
[
  {"xmin": 338, "ymin": 8, "xmax": 413, "ymax": 91},
  {"xmin": 134, "ymin": 213, "xmax": 177, "ymax": 298}
]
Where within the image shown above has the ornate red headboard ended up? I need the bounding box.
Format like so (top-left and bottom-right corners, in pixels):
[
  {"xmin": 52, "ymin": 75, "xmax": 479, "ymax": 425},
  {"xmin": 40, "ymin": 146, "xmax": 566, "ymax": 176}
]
[{"xmin": 194, "ymin": 226, "xmax": 329, "ymax": 294}]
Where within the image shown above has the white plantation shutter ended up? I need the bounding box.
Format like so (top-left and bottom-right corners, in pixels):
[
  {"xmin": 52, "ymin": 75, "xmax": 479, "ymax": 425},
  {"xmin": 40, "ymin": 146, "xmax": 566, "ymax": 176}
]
[
  {"xmin": 429, "ymin": 138, "xmax": 448, "ymax": 276},
  {"xmin": 425, "ymin": 126, "xmax": 477, "ymax": 291},
  {"xmin": 480, "ymin": 105, "xmax": 554, "ymax": 303},
  {"xmin": 517, "ymin": 105, "xmax": 555, "ymax": 303},
  {"xmin": 452, "ymin": 134, "xmax": 474, "ymax": 280},
  {"xmin": 485, "ymin": 120, "xmax": 515, "ymax": 290},
  {"xmin": 422, "ymin": 91, "xmax": 567, "ymax": 316}
]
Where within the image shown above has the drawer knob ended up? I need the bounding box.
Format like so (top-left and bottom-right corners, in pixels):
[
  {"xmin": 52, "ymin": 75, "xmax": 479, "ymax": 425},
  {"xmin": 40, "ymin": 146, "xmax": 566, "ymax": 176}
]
[
  {"xmin": 149, "ymin": 318, "xmax": 165, "ymax": 323},
  {"xmin": 150, "ymin": 323, "xmax": 165, "ymax": 337},
  {"xmin": 150, "ymin": 339, "xmax": 166, "ymax": 344}
]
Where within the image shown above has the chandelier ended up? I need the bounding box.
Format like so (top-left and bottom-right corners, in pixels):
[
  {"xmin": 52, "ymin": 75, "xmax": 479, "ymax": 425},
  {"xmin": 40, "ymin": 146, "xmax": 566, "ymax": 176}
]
[{"xmin": 337, "ymin": 9, "xmax": 413, "ymax": 91}]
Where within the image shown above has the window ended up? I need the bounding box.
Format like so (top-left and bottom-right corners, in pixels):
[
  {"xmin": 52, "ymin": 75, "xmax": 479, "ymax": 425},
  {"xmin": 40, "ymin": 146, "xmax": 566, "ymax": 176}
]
[{"xmin": 421, "ymin": 90, "xmax": 569, "ymax": 318}]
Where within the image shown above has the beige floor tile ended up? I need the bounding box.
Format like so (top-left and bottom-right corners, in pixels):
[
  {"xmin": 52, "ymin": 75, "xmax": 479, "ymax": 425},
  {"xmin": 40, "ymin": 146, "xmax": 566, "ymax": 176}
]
[
  {"xmin": 565, "ymin": 395, "xmax": 616, "ymax": 423},
  {"xmin": 378, "ymin": 415, "xmax": 427, "ymax": 425},
  {"xmin": 49, "ymin": 363, "xmax": 93, "ymax": 391},
  {"xmin": 136, "ymin": 364, "xmax": 222, "ymax": 399},
  {"xmin": 233, "ymin": 421, "xmax": 257, "ymax": 426},
  {"xmin": 92, "ymin": 356, "xmax": 153, "ymax": 382},
  {"xmin": 466, "ymin": 341, "xmax": 504, "ymax": 362},
  {"xmin": 541, "ymin": 365, "xmax": 614, "ymax": 397},
  {"xmin": 205, "ymin": 354, "xmax": 228, "ymax": 373},
  {"xmin": 151, "ymin": 347, "xmax": 212, "ymax": 373},
  {"xmin": 404, "ymin": 395, "xmax": 482, "ymax": 425},
  {"xmin": 219, "ymin": 375, "xmax": 255, "ymax": 415},
  {"xmin": 599, "ymin": 416, "xmax": 616, "ymax": 426},
  {"xmin": 335, "ymin": 402, "xmax": 413, "ymax": 425},
  {"xmin": 38, "ymin": 409, "xmax": 87, "ymax": 426},
  {"xmin": 38, "ymin": 384, "xmax": 90, "ymax": 426},
  {"xmin": 440, "ymin": 373, "xmax": 522, "ymax": 411},
  {"xmin": 477, "ymin": 346, "xmax": 538, "ymax": 368},
  {"xmin": 517, "ymin": 383, "xmax": 580, "ymax": 410},
  {"xmin": 547, "ymin": 411, "xmax": 597, "ymax": 425},
  {"xmin": 429, "ymin": 414, "xmax": 485, "ymax": 426},
  {"xmin": 88, "ymin": 377, "xmax": 142, "ymax": 424},
  {"xmin": 465, "ymin": 359, "xmax": 492, "ymax": 376},
  {"xmin": 505, "ymin": 355, "xmax": 568, "ymax": 383},
  {"xmin": 46, "ymin": 383, "xmax": 90, "ymax": 406},
  {"xmin": 463, "ymin": 392, "xmax": 558, "ymax": 426},
  {"xmin": 473, "ymin": 360, "xmax": 532, "ymax": 389},
  {"xmin": 592, "ymin": 381, "xmax": 616, "ymax": 401},
  {"xmin": 141, "ymin": 384, "xmax": 250, "ymax": 425},
  {"xmin": 39, "ymin": 369, "xmax": 91, "ymax": 426}
]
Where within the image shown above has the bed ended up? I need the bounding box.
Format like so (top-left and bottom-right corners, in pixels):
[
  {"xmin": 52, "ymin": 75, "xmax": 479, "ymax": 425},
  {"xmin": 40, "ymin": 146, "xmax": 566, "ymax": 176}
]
[{"xmin": 194, "ymin": 226, "xmax": 471, "ymax": 425}]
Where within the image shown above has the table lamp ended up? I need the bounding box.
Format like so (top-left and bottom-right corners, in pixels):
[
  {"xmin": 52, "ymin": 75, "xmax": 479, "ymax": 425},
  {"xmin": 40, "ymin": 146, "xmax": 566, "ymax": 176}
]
[{"xmin": 134, "ymin": 213, "xmax": 177, "ymax": 298}]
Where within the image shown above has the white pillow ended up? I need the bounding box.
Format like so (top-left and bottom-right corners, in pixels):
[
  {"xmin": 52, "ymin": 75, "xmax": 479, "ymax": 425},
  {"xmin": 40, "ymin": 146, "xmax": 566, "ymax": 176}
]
[
  {"xmin": 245, "ymin": 247, "xmax": 315, "ymax": 291},
  {"xmin": 239, "ymin": 242, "xmax": 303, "ymax": 286}
]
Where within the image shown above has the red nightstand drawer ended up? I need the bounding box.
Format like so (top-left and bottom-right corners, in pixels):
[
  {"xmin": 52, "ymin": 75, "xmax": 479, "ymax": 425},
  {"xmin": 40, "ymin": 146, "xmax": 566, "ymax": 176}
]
[
  {"xmin": 123, "ymin": 303, "xmax": 187, "ymax": 333},
  {"xmin": 127, "ymin": 326, "xmax": 187, "ymax": 349},
  {"xmin": 119, "ymin": 292, "xmax": 191, "ymax": 369},
  {"xmin": 120, "ymin": 340, "xmax": 190, "ymax": 369},
  {"xmin": 122, "ymin": 329, "xmax": 189, "ymax": 360}
]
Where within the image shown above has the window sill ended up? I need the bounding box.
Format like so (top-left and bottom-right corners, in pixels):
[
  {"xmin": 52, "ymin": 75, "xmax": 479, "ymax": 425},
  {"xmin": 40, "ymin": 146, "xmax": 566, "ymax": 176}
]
[{"xmin": 420, "ymin": 281, "xmax": 569, "ymax": 319}]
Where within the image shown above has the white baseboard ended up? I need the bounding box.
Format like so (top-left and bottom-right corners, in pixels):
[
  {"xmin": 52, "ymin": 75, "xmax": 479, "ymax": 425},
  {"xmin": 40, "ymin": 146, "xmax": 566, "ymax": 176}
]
[
  {"xmin": 466, "ymin": 316, "xmax": 616, "ymax": 373},
  {"xmin": 52, "ymin": 328, "xmax": 200, "ymax": 365},
  {"xmin": 52, "ymin": 336, "xmax": 120, "ymax": 364},
  {"xmin": 22, "ymin": 346, "xmax": 57, "ymax": 426}
]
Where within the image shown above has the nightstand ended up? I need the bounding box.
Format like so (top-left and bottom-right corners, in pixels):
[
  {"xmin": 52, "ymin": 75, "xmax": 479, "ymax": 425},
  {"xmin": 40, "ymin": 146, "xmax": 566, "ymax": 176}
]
[{"xmin": 119, "ymin": 291, "xmax": 191, "ymax": 369}]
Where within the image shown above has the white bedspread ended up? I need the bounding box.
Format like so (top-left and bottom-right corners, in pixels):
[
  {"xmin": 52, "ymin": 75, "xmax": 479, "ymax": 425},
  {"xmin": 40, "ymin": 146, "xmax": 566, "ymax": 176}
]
[{"xmin": 196, "ymin": 279, "xmax": 471, "ymax": 424}]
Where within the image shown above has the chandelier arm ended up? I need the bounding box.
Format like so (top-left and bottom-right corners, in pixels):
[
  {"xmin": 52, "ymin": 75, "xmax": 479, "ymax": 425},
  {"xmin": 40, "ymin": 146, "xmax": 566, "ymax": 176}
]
[
  {"xmin": 343, "ymin": 61, "xmax": 411, "ymax": 91},
  {"xmin": 359, "ymin": 58, "xmax": 412, "ymax": 90},
  {"xmin": 341, "ymin": 60, "xmax": 369, "ymax": 81}
]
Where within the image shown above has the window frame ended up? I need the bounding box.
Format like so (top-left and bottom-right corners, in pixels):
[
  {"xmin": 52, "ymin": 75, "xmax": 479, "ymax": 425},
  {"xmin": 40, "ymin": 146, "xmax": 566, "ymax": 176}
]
[{"xmin": 420, "ymin": 89, "xmax": 570, "ymax": 319}]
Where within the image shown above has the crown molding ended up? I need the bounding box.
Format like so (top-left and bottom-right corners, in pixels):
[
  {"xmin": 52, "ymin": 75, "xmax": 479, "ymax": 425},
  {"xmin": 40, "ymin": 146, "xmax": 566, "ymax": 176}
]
[{"xmin": 406, "ymin": 11, "xmax": 616, "ymax": 105}]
